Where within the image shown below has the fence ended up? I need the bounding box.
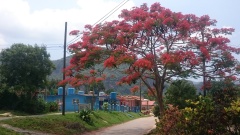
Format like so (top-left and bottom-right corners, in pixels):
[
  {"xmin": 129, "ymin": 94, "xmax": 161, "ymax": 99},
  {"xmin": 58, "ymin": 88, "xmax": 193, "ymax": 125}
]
[{"xmin": 78, "ymin": 103, "xmax": 91, "ymax": 112}]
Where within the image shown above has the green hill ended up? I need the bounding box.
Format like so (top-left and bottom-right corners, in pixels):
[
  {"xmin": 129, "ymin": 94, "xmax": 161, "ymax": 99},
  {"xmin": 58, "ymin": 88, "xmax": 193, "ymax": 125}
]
[
  {"xmin": 49, "ymin": 56, "xmax": 203, "ymax": 96},
  {"xmin": 49, "ymin": 56, "xmax": 145, "ymax": 95}
]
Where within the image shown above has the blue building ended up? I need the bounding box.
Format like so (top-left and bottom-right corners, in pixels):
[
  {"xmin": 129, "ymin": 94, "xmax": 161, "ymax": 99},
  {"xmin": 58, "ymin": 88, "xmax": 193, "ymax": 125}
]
[
  {"xmin": 45, "ymin": 87, "xmax": 110, "ymax": 112},
  {"xmin": 45, "ymin": 87, "xmax": 141, "ymax": 112}
]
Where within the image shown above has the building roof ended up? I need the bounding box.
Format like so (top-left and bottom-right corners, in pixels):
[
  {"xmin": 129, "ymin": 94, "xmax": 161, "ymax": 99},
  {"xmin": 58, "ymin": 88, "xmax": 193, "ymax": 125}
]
[
  {"xmin": 117, "ymin": 95, "xmax": 142, "ymax": 101},
  {"xmin": 141, "ymin": 101, "xmax": 155, "ymax": 106}
]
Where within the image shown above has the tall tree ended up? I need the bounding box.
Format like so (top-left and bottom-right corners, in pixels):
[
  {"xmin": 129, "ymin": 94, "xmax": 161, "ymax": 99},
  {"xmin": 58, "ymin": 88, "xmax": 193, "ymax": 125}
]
[
  {"xmin": 61, "ymin": 3, "xmax": 198, "ymax": 114},
  {"xmin": 188, "ymin": 15, "xmax": 240, "ymax": 96},
  {"xmin": 61, "ymin": 3, "xmax": 239, "ymax": 114},
  {"xmin": 0, "ymin": 43, "xmax": 55, "ymax": 95}
]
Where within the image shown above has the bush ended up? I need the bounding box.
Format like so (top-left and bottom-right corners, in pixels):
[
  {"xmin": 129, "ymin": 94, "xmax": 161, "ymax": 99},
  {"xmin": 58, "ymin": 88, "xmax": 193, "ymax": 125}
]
[
  {"xmin": 46, "ymin": 102, "xmax": 58, "ymax": 112},
  {"xmin": 156, "ymin": 104, "xmax": 185, "ymax": 135},
  {"xmin": 156, "ymin": 96, "xmax": 240, "ymax": 134},
  {"xmin": 0, "ymin": 90, "xmax": 19, "ymax": 110},
  {"xmin": 15, "ymin": 95, "xmax": 47, "ymax": 114},
  {"xmin": 102, "ymin": 102, "xmax": 108, "ymax": 111},
  {"xmin": 79, "ymin": 109, "xmax": 93, "ymax": 124},
  {"xmin": 182, "ymin": 96, "xmax": 223, "ymax": 134},
  {"xmin": 224, "ymin": 98, "xmax": 240, "ymax": 134}
]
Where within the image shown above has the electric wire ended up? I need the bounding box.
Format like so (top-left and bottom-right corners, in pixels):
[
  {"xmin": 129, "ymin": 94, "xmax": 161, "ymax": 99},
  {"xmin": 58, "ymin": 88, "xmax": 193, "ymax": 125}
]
[
  {"xmin": 66, "ymin": 0, "xmax": 129, "ymax": 47},
  {"xmin": 92, "ymin": 0, "xmax": 129, "ymax": 26}
]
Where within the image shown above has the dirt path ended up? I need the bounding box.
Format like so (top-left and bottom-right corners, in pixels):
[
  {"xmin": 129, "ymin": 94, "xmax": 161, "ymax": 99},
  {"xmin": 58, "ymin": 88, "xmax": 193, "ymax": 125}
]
[
  {"xmin": 0, "ymin": 114, "xmax": 56, "ymax": 135},
  {"xmin": 0, "ymin": 123, "xmax": 53, "ymax": 135},
  {"xmin": 83, "ymin": 116, "xmax": 157, "ymax": 135}
]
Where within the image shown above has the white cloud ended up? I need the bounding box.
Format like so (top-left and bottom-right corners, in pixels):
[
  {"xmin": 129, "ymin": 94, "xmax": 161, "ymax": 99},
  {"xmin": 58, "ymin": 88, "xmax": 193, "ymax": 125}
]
[
  {"xmin": 0, "ymin": 0, "xmax": 135, "ymax": 59},
  {"xmin": 0, "ymin": 33, "xmax": 7, "ymax": 50},
  {"xmin": 76, "ymin": 0, "xmax": 134, "ymax": 24}
]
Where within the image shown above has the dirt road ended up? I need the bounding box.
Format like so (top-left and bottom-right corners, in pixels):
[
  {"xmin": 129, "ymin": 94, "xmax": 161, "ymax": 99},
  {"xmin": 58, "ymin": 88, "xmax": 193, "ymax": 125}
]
[
  {"xmin": 0, "ymin": 114, "xmax": 157, "ymax": 135},
  {"xmin": 84, "ymin": 116, "xmax": 157, "ymax": 135}
]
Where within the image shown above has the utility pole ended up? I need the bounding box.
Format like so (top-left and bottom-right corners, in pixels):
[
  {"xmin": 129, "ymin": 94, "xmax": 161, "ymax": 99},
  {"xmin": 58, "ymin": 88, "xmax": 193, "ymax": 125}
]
[
  {"xmin": 62, "ymin": 22, "xmax": 67, "ymax": 115},
  {"xmin": 139, "ymin": 79, "xmax": 142, "ymax": 113}
]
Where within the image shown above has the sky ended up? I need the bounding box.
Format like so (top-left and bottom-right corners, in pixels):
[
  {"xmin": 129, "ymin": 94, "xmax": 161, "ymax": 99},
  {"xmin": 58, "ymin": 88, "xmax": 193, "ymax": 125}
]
[{"xmin": 0, "ymin": 0, "xmax": 240, "ymax": 60}]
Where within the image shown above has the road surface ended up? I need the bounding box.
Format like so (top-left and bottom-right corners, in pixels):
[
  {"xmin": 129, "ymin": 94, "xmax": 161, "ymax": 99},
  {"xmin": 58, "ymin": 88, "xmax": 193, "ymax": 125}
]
[{"xmin": 83, "ymin": 116, "xmax": 156, "ymax": 135}]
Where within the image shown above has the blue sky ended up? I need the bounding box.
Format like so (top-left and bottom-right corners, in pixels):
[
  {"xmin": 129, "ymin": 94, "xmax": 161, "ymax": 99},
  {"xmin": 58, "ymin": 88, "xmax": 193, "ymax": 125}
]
[{"xmin": 0, "ymin": 0, "xmax": 239, "ymax": 60}]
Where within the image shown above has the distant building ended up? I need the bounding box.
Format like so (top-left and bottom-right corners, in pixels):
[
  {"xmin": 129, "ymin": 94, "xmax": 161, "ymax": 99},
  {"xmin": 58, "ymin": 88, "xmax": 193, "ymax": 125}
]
[{"xmin": 45, "ymin": 87, "xmax": 152, "ymax": 112}]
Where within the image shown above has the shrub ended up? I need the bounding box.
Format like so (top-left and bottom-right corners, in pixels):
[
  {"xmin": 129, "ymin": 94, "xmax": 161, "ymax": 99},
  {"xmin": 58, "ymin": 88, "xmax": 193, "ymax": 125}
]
[
  {"xmin": 224, "ymin": 98, "xmax": 240, "ymax": 134},
  {"xmin": 46, "ymin": 102, "xmax": 58, "ymax": 112},
  {"xmin": 156, "ymin": 96, "xmax": 240, "ymax": 135},
  {"xmin": 156, "ymin": 104, "xmax": 185, "ymax": 135},
  {"xmin": 182, "ymin": 96, "xmax": 222, "ymax": 134},
  {"xmin": 102, "ymin": 102, "xmax": 109, "ymax": 111},
  {"xmin": 79, "ymin": 109, "xmax": 93, "ymax": 124},
  {"xmin": 15, "ymin": 95, "xmax": 47, "ymax": 114},
  {"xmin": 182, "ymin": 96, "xmax": 239, "ymax": 134},
  {"xmin": 0, "ymin": 90, "xmax": 19, "ymax": 110},
  {"xmin": 209, "ymin": 80, "xmax": 239, "ymax": 107}
]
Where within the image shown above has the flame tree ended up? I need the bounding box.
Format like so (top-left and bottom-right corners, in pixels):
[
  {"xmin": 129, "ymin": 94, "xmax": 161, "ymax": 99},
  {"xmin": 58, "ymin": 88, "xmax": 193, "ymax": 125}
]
[
  {"xmin": 186, "ymin": 15, "xmax": 240, "ymax": 96},
  {"xmin": 61, "ymin": 3, "xmax": 239, "ymax": 114}
]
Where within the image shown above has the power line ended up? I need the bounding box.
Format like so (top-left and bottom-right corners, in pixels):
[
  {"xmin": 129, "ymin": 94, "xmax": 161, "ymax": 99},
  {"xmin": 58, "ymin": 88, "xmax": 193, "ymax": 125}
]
[
  {"xmin": 93, "ymin": 0, "xmax": 129, "ymax": 26},
  {"xmin": 66, "ymin": 0, "xmax": 129, "ymax": 47}
]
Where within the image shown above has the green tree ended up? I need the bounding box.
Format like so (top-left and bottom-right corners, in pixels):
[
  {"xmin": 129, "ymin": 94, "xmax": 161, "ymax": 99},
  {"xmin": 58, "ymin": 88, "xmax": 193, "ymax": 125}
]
[
  {"xmin": 208, "ymin": 80, "xmax": 239, "ymax": 111},
  {"xmin": 165, "ymin": 79, "xmax": 197, "ymax": 109},
  {"xmin": 0, "ymin": 43, "xmax": 55, "ymax": 96},
  {"xmin": 46, "ymin": 79, "xmax": 60, "ymax": 95}
]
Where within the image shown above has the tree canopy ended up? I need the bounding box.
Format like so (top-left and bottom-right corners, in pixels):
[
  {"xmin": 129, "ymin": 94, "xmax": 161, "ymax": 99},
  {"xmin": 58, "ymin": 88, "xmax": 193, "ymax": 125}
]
[
  {"xmin": 61, "ymin": 2, "xmax": 240, "ymax": 114},
  {"xmin": 0, "ymin": 43, "xmax": 55, "ymax": 94},
  {"xmin": 165, "ymin": 79, "xmax": 197, "ymax": 109}
]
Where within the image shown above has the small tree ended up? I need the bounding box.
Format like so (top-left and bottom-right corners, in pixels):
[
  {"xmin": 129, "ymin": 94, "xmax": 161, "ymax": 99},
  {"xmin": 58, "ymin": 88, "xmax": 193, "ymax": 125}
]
[{"xmin": 165, "ymin": 79, "xmax": 197, "ymax": 109}]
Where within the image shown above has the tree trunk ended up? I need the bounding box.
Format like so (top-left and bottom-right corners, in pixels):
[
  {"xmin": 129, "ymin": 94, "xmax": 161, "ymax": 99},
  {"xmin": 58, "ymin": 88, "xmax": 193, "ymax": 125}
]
[
  {"xmin": 157, "ymin": 91, "xmax": 164, "ymax": 117},
  {"xmin": 156, "ymin": 82, "xmax": 165, "ymax": 118}
]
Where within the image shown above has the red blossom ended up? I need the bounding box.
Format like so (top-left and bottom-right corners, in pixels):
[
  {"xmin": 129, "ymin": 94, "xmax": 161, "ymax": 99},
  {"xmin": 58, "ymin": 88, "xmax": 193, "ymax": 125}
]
[
  {"xmin": 159, "ymin": 46, "xmax": 165, "ymax": 50},
  {"xmin": 229, "ymin": 76, "xmax": 237, "ymax": 81},
  {"xmin": 95, "ymin": 77, "xmax": 104, "ymax": 82},
  {"xmin": 89, "ymin": 69, "xmax": 96, "ymax": 74},
  {"xmin": 120, "ymin": 72, "xmax": 141, "ymax": 84},
  {"xmin": 200, "ymin": 47, "xmax": 210, "ymax": 60},
  {"xmin": 201, "ymin": 80, "xmax": 211, "ymax": 90},
  {"xmin": 69, "ymin": 30, "xmax": 80, "ymax": 36},
  {"xmin": 162, "ymin": 17, "xmax": 174, "ymax": 26},
  {"xmin": 161, "ymin": 51, "xmax": 185, "ymax": 65},
  {"xmin": 130, "ymin": 85, "xmax": 139, "ymax": 93},
  {"xmin": 104, "ymin": 56, "xmax": 116, "ymax": 68},
  {"xmin": 133, "ymin": 58, "xmax": 153, "ymax": 69},
  {"xmin": 150, "ymin": 2, "xmax": 163, "ymax": 12}
]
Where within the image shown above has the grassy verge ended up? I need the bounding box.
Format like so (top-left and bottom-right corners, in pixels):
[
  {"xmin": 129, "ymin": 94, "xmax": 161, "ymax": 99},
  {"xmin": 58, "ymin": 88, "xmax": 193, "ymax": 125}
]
[
  {"xmin": 0, "ymin": 111, "xmax": 144, "ymax": 135},
  {"xmin": 0, "ymin": 126, "xmax": 23, "ymax": 135}
]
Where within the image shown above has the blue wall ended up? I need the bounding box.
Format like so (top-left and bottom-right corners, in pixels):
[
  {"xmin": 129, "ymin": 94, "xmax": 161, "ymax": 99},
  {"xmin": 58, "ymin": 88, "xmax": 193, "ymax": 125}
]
[
  {"xmin": 45, "ymin": 91, "xmax": 140, "ymax": 112},
  {"xmin": 46, "ymin": 94, "xmax": 86, "ymax": 111},
  {"xmin": 45, "ymin": 94, "xmax": 103, "ymax": 111}
]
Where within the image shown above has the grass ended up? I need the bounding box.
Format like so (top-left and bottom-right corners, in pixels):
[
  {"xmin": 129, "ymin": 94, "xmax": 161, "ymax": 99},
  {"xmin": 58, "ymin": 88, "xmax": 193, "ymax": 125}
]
[
  {"xmin": 0, "ymin": 126, "xmax": 23, "ymax": 135},
  {"xmin": 0, "ymin": 111, "xmax": 144, "ymax": 135}
]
